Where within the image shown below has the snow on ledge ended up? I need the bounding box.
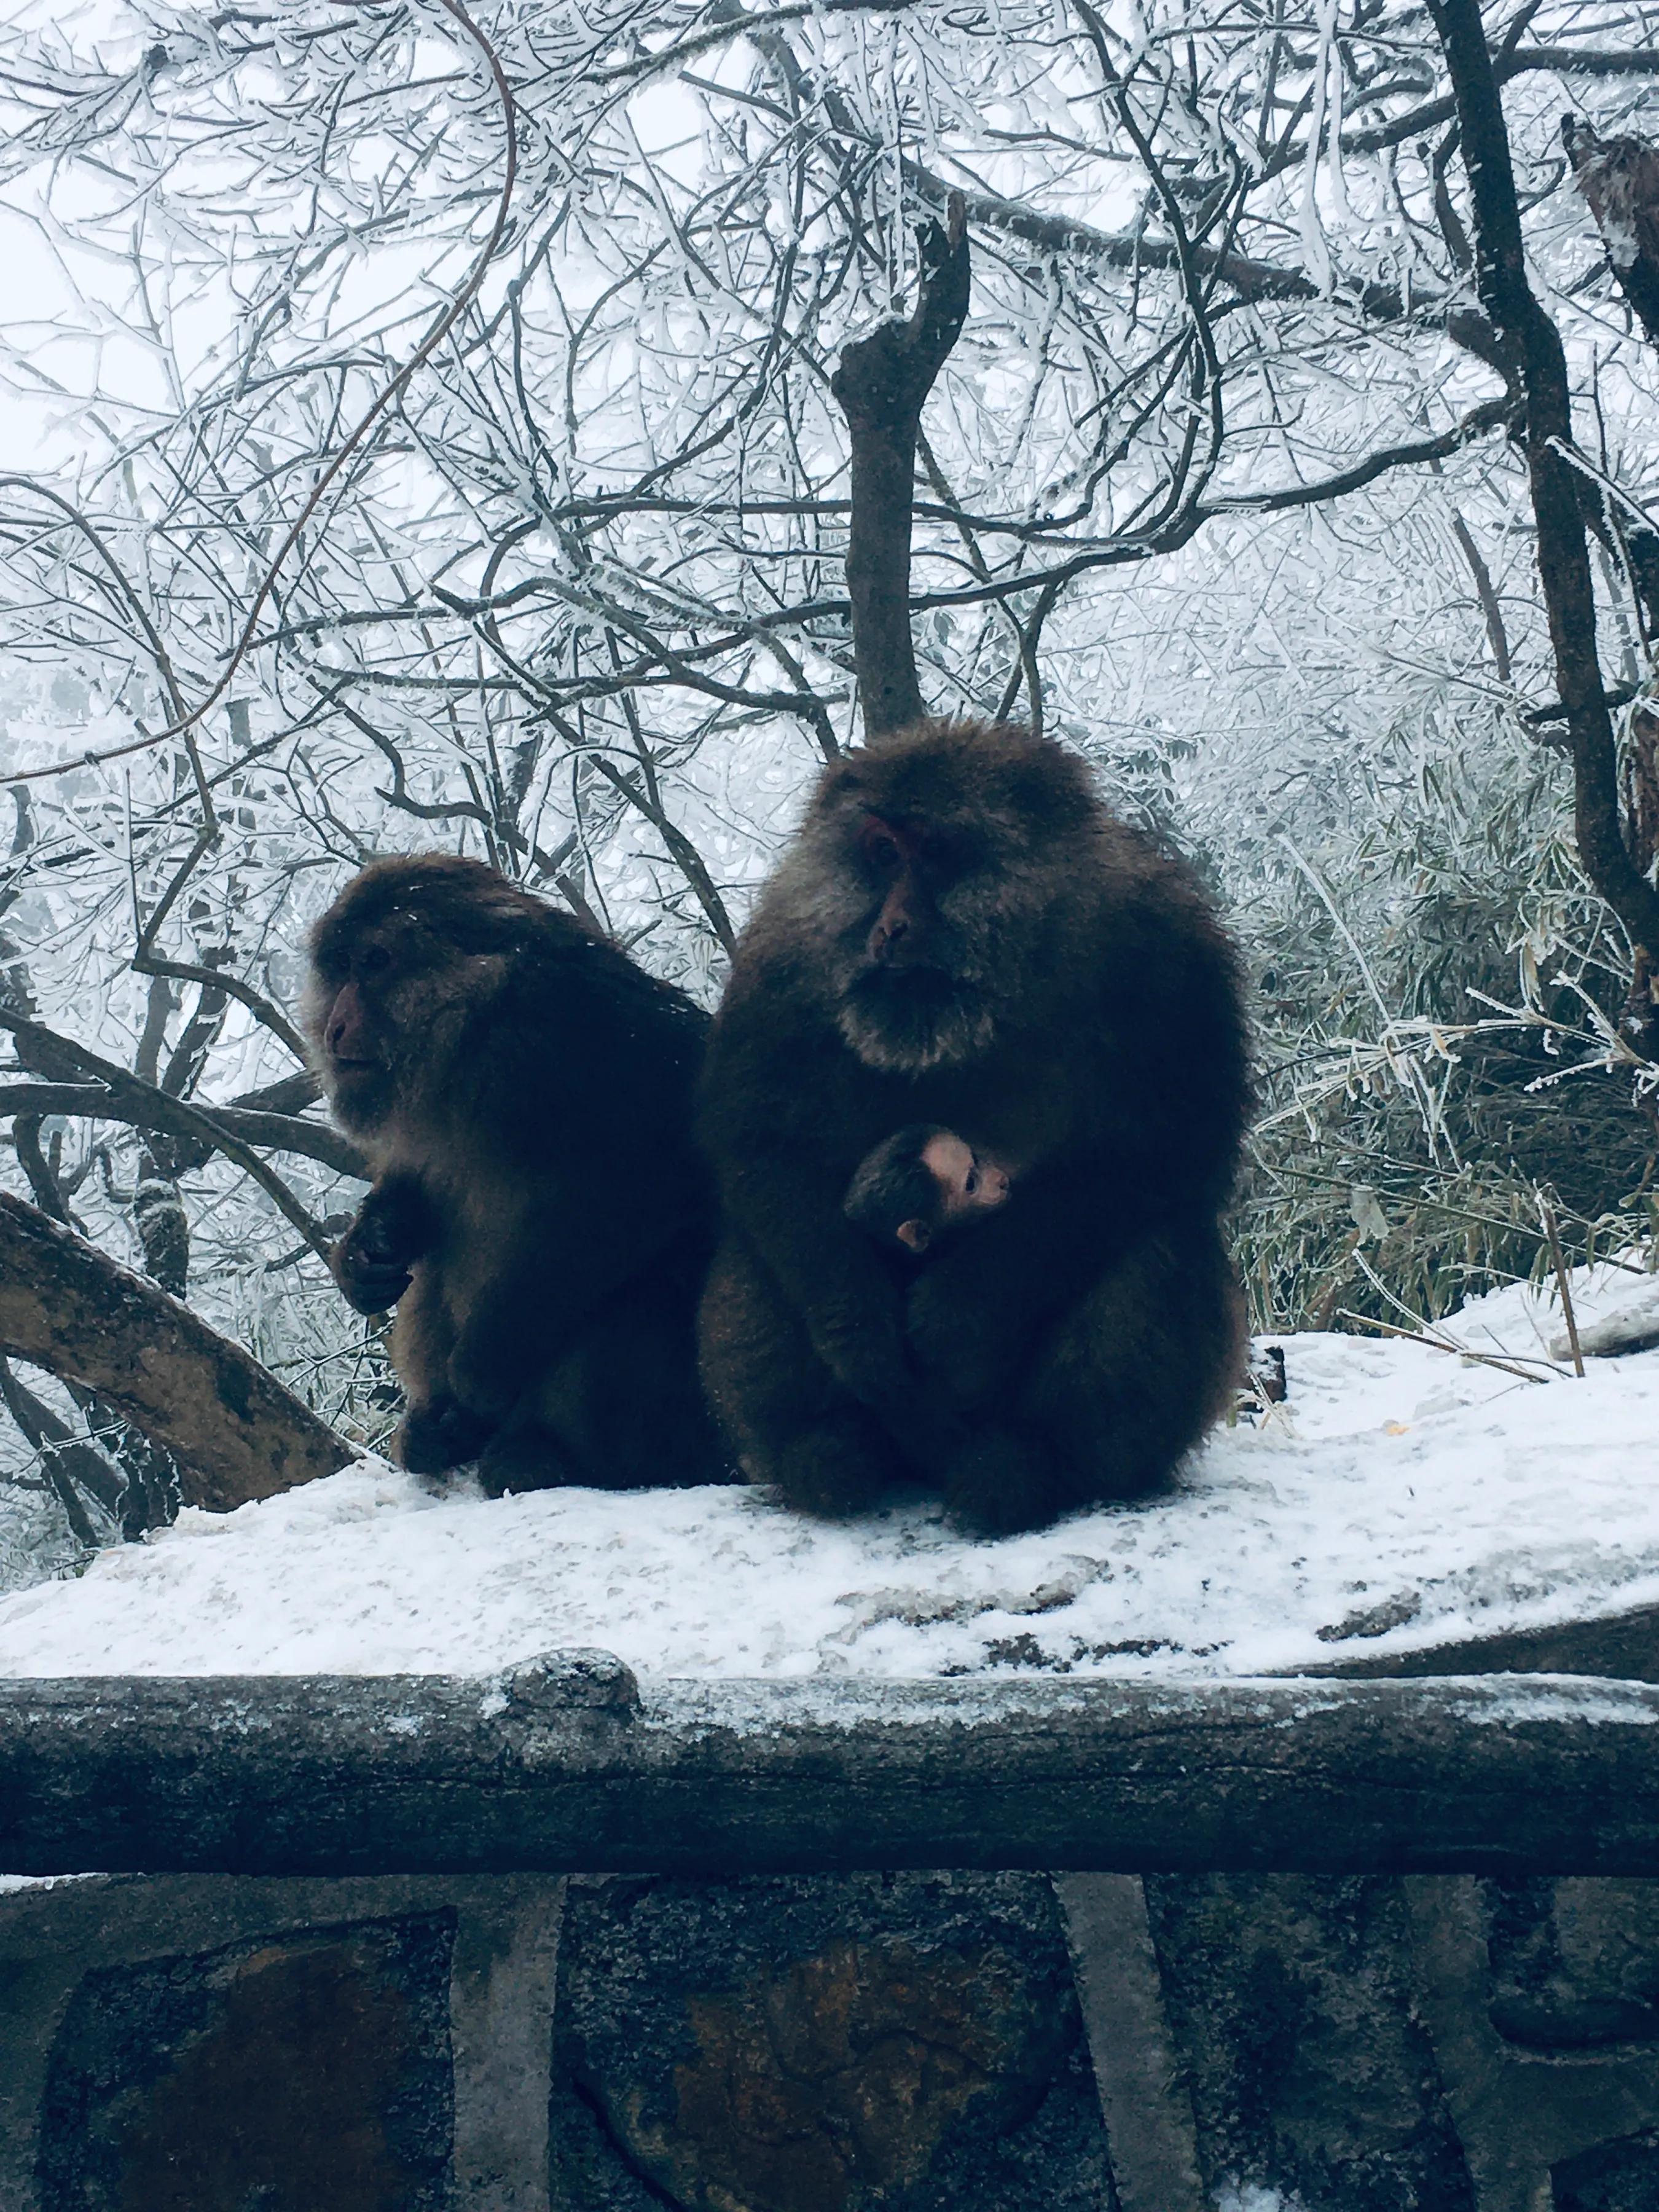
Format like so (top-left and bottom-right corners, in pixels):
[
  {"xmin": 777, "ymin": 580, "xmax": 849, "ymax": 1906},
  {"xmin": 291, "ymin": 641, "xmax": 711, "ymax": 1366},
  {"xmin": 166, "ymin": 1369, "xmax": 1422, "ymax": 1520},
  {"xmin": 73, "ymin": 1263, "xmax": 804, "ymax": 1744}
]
[{"xmin": 1, "ymin": 1268, "xmax": 1657, "ymax": 1684}]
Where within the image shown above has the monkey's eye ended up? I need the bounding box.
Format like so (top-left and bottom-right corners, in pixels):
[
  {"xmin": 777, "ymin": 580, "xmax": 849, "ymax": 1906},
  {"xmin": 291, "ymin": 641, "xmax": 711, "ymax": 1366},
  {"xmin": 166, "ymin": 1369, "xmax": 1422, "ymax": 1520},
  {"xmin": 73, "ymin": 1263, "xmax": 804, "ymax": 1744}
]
[
  {"xmin": 858, "ymin": 818, "xmax": 903, "ymax": 873},
  {"xmin": 359, "ymin": 944, "xmax": 393, "ymax": 979},
  {"xmin": 965, "ymin": 1168, "xmax": 979, "ymax": 1195}
]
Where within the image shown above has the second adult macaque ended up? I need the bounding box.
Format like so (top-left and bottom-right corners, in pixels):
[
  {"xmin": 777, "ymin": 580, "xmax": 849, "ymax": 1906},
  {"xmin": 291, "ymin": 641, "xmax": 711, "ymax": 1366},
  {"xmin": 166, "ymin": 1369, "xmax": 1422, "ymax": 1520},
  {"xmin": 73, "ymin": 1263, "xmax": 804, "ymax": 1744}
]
[
  {"xmin": 306, "ymin": 853, "xmax": 727, "ymax": 1494},
  {"xmin": 697, "ymin": 716, "xmax": 1250, "ymax": 1534},
  {"xmin": 844, "ymin": 1125, "xmax": 1012, "ymax": 1259}
]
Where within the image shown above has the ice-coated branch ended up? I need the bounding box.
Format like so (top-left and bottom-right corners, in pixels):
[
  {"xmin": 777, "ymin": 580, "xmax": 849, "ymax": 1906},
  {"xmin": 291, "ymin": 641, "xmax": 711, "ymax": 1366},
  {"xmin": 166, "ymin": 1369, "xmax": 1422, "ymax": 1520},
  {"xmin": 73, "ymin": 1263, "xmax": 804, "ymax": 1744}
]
[
  {"xmin": 0, "ymin": 1010, "xmax": 340, "ymax": 1253},
  {"xmin": 0, "ymin": 1083, "xmax": 365, "ymax": 1180},
  {"xmin": 1, "ymin": 0, "xmax": 520, "ymax": 791}
]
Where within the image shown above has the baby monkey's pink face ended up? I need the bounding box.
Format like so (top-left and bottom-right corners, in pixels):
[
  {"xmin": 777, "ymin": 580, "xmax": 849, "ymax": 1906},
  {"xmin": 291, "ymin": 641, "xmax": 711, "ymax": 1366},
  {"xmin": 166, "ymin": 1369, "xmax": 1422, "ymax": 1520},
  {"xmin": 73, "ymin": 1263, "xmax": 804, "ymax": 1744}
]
[{"xmin": 919, "ymin": 1132, "xmax": 1012, "ymax": 1225}]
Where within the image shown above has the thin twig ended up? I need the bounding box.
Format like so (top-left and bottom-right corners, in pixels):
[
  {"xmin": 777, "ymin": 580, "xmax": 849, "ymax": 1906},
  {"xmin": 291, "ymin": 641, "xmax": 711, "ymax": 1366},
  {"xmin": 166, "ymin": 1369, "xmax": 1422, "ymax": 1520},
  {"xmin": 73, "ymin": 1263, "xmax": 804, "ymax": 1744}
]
[
  {"xmin": 1536, "ymin": 1189, "xmax": 1586, "ymax": 1376},
  {"xmin": 1335, "ymin": 1311, "xmax": 1557, "ymax": 1383}
]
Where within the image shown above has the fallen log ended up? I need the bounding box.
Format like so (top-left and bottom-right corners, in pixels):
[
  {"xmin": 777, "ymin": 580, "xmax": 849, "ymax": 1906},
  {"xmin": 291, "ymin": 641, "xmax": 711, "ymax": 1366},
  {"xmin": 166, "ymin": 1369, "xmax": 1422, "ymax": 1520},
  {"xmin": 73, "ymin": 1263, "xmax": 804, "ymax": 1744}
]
[
  {"xmin": 0, "ymin": 1191, "xmax": 356, "ymax": 1511},
  {"xmin": 1, "ymin": 1660, "xmax": 1657, "ymax": 1878}
]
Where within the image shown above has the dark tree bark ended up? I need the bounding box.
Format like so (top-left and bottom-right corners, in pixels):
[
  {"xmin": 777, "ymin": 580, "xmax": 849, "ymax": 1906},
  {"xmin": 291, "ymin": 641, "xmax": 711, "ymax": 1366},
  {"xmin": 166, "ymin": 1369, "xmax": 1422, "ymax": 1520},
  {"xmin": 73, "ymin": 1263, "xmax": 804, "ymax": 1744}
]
[
  {"xmin": 2, "ymin": 1665, "xmax": 1659, "ymax": 1878},
  {"xmin": 1430, "ymin": 0, "xmax": 1659, "ymax": 1051},
  {"xmin": 0, "ymin": 1083, "xmax": 364, "ymax": 1179},
  {"xmin": 830, "ymin": 192, "xmax": 970, "ymax": 739},
  {"xmin": 0, "ymin": 1192, "xmax": 355, "ymax": 1510}
]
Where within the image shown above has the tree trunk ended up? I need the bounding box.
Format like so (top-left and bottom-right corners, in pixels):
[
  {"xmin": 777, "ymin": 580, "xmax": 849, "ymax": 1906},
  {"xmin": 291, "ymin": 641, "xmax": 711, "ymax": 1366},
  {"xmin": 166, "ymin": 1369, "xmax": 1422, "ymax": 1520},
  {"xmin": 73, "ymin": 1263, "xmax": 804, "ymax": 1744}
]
[
  {"xmin": 830, "ymin": 194, "xmax": 971, "ymax": 739},
  {"xmin": 1430, "ymin": 0, "xmax": 1659, "ymax": 1043}
]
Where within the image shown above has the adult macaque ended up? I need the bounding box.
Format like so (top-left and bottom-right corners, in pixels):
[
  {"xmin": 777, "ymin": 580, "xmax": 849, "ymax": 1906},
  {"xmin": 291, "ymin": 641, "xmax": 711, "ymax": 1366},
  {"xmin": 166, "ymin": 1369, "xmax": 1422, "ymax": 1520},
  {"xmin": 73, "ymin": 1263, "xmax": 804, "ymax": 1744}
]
[
  {"xmin": 844, "ymin": 1124, "xmax": 1012, "ymax": 1260},
  {"xmin": 697, "ymin": 718, "xmax": 1249, "ymax": 1534},
  {"xmin": 307, "ymin": 853, "xmax": 725, "ymax": 1492}
]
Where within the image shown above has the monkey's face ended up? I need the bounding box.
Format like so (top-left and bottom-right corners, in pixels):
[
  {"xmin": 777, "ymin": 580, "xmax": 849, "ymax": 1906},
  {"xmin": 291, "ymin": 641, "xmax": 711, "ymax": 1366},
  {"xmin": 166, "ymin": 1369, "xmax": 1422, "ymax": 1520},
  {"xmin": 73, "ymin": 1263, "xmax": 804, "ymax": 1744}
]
[
  {"xmin": 920, "ymin": 1132, "xmax": 1011, "ymax": 1224},
  {"xmin": 782, "ymin": 726, "xmax": 1099, "ymax": 1075},
  {"xmin": 305, "ymin": 901, "xmax": 505, "ymax": 1134},
  {"xmin": 891, "ymin": 1134, "xmax": 1011, "ymax": 1254},
  {"xmin": 827, "ymin": 811, "xmax": 998, "ymax": 1073}
]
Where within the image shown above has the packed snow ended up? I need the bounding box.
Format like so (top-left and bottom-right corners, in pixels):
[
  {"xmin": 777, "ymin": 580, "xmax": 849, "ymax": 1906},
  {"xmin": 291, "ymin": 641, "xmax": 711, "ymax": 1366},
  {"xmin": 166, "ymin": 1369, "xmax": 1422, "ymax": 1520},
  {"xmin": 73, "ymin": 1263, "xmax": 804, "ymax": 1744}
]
[{"xmin": 0, "ymin": 1265, "xmax": 1655, "ymax": 1683}]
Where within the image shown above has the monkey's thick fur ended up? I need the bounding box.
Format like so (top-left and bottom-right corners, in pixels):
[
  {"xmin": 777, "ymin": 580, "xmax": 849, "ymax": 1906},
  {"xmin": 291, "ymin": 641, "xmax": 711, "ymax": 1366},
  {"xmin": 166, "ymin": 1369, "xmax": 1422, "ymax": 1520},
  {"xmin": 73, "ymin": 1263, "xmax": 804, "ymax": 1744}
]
[
  {"xmin": 307, "ymin": 854, "xmax": 727, "ymax": 1492},
  {"xmin": 696, "ymin": 718, "xmax": 1250, "ymax": 1534}
]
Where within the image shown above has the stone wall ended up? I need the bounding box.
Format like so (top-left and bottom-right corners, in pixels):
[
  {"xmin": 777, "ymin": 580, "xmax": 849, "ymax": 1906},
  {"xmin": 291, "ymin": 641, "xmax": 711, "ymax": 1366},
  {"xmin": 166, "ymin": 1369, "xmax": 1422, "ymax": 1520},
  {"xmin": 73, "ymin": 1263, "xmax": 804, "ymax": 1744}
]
[{"xmin": 9, "ymin": 1864, "xmax": 1659, "ymax": 2210}]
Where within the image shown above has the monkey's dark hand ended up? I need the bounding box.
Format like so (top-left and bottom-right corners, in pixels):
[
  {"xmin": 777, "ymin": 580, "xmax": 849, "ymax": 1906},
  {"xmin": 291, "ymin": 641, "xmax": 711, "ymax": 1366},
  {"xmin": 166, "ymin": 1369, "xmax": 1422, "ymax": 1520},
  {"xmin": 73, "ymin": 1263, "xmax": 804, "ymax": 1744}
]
[
  {"xmin": 332, "ymin": 1225, "xmax": 414, "ymax": 1315},
  {"xmin": 330, "ymin": 1176, "xmax": 434, "ymax": 1316}
]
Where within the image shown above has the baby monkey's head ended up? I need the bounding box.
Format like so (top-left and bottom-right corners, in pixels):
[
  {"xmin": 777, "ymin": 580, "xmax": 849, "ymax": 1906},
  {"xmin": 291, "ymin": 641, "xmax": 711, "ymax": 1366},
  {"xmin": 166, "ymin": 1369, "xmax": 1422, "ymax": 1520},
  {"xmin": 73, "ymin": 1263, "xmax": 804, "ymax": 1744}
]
[{"xmin": 844, "ymin": 1124, "xmax": 1012, "ymax": 1258}]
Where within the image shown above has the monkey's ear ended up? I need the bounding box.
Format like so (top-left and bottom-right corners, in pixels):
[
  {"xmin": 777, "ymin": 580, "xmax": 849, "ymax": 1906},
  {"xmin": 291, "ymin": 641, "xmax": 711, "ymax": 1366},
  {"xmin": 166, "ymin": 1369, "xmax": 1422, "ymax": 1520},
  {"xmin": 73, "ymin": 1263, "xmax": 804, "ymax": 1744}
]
[{"xmin": 896, "ymin": 1219, "xmax": 931, "ymax": 1253}]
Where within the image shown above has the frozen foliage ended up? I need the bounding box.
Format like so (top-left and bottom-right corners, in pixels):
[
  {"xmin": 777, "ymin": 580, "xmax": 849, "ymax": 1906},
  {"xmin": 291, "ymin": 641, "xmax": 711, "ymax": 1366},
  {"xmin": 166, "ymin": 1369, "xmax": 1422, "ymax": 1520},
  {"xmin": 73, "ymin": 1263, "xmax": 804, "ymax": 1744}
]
[
  {"xmin": 0, "ymin": 1484, "xmax": 90, "ymax": 1597},
  {"xmin": 4, "ymin": 1265, "xmax": 1658, "ymax": 1680},
  {"xmin": 1214, "ymin": 2190, "xmax": 1307, "ymax": 2212}
]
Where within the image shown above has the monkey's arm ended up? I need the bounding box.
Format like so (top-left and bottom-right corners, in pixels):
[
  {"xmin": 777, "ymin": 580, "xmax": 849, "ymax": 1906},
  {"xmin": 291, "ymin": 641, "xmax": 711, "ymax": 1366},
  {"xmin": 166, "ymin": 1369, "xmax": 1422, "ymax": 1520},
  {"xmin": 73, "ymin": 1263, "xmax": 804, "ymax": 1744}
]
[
  {"xmin": 721, "ymin": 1156, "xmax": 969, "ymax": 1467},
  {"xmin": 331, "ymin": 1173, "xmax": 437, "ymax": 1316},
  {"xmin": 905, "ymin": 1164, "xmax": 1118, "ymax": 1408}
]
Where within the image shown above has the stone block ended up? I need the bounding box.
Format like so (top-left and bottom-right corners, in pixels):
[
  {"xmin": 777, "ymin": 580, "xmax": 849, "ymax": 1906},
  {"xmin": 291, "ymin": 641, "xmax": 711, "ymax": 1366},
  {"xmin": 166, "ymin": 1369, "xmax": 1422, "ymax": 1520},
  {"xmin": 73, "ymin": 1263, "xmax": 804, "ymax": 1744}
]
[
  {"xmin": 1144, "ymin": 1872, "xmax": 1475, "ymax": 2212},
  {"xmin": 547, "ymin": 1870, "xmax": 1113, "ymax": 2212},
  {"xmin": 0, "ymin": 1873, "xmax": 563, "ymax": 2212},
  {"xmin": 37, "ymin": 1913, "xmax": 453, "ymax": 2211}
]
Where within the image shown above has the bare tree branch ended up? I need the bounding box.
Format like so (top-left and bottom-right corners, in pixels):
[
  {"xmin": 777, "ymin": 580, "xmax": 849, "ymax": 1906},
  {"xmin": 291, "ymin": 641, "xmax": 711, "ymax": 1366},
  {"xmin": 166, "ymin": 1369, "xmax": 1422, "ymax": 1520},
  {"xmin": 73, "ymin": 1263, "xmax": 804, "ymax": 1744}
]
[
  {"xmin": 0, "ymin": 1354, "xmax": 122, "ymax": 1545},
  {"xmin": 0, "ymin": 0, "xmax": 520, "ymax": 789},
  {"xmin": 0, "ymin": 1012, "xmax": 339, "ymax": 1254},
  {"xmin": 0, "ymin": 1083, "xmax": 366, "ymax": 1180}
]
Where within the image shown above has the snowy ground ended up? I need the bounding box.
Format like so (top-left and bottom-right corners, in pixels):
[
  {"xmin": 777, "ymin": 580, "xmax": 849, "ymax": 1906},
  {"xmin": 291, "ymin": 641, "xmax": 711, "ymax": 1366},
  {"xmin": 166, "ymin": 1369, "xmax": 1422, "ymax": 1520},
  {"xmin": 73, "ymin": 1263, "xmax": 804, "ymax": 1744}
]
[{"xmin": 0, "ymin": 1266, "xmax": 1655, "ymax": 1682}]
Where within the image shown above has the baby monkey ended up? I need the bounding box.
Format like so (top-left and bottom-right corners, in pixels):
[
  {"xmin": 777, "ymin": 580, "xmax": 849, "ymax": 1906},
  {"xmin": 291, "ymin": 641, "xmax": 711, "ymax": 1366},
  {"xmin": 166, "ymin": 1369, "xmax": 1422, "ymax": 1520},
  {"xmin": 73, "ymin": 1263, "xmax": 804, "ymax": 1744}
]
[{"xmin": 844, "ymin": 1124, "xmax": 1013, "ymax": 1260}]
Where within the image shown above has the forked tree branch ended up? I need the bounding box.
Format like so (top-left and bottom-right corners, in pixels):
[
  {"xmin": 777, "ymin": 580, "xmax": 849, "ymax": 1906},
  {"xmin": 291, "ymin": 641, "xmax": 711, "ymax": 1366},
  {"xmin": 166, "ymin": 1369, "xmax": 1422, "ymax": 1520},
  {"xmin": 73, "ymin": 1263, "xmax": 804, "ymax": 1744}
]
[
  {"xmin": 0, "ymin": 1355, "xmax": 111, "ymax": 1543},
  {"xmin": 0, "ymin": 1010, "xmax": 340, "ymax": 1253},
  {"xmin": 0, "ymin": 1082, "xmax": 366, "ymax": 1179},
  {"xmin": 831, "ymin": 192, "xmax": 971, "ymax": 739}
]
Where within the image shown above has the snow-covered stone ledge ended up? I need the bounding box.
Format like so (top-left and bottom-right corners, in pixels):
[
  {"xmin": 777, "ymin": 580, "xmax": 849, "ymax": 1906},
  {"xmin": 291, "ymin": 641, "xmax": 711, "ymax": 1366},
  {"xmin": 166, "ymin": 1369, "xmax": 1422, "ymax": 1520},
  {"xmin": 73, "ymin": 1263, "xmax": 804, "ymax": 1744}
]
[
  {"xmin": 2, "ymin": 1660, "xmax": 1658, "ymax": 1879},
  {"xmin": 6, "ymin": 1273, "xmax": 1659, "ymax": 1687}
]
